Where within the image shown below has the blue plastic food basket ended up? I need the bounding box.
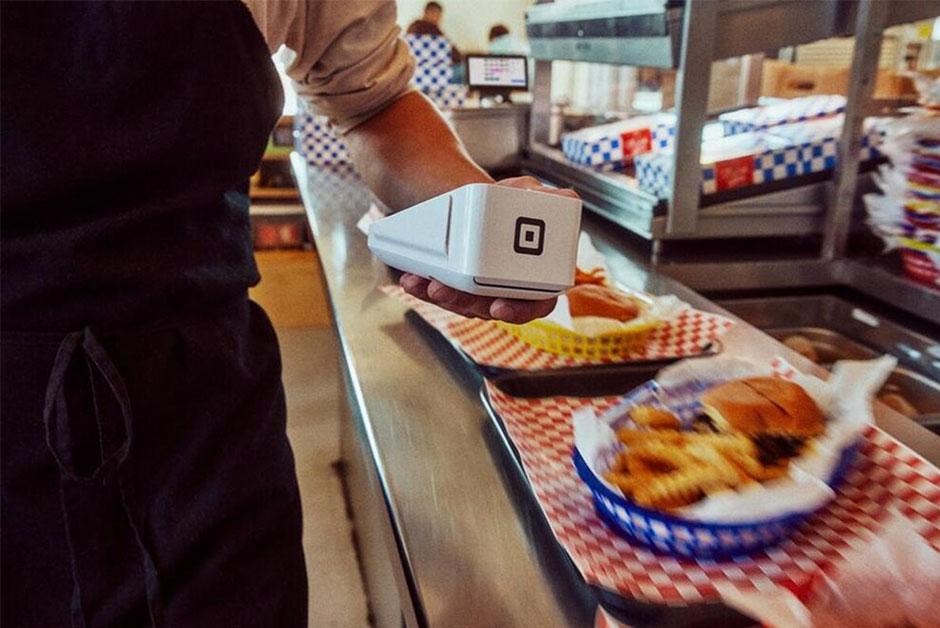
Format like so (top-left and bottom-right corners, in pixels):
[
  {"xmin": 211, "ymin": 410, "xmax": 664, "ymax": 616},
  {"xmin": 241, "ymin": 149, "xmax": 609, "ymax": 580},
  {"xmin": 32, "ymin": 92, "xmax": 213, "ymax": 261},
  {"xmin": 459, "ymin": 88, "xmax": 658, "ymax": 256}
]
[{"xmin": 573, "ymin": 378, "xmax": 860, "ymax": 559}]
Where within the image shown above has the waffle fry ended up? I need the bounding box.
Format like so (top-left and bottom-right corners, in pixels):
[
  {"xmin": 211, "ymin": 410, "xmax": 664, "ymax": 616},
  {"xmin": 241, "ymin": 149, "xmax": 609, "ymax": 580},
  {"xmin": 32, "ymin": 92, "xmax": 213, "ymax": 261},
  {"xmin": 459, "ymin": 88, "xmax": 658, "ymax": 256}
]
[
  {"xmin": 616, "ymin": 428, "xmax": 684, "ymax": 446},
  {"xmin": 626, "ymin": 455, "xmax": 664, "ymax": 477},
  {"xmin": 609, "ymin": 409, "xmax": 800, "ymax": 511},
  {"xmin": 628, "ymin": 441, "xmax": 693, "ymax": 470},
  {"xmin": 683, "ymin": 432, "xmax": 756, "ymax": 457},
  {"xmin": 604, "ymin": 470, "xmax": 641, "ymax": 497},
  {"xmin": 684, "ymin": 443, "xmax": 750, "ymax": 486},
  {"xmin": 633, "ymin": 466, "xmax": 726, "ymax": 510},
  {"xmin": 629, "ymin": 405, "xmax": 682, "ymax": 430}
]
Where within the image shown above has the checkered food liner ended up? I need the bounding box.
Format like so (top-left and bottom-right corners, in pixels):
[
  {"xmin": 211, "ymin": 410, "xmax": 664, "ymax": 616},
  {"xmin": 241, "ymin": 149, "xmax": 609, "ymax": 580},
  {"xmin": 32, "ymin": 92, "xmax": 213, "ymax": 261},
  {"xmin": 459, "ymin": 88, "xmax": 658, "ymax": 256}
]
[
  {"xmin": 719, "ymin": 95, "xmax": 846, "ymax": 135},
  {"xmin": 718, "ymin": 510, "xmax": 940, "ymax": 628},
  {"xmin": 380, "ymin": 285, "xmax": 734, "ymax": 370},
  {"xmin": 561, "ymin": 117, "xmax": 729, "ymax": 171},
  {"xmin": 636, "ymin": 133, "xmax": 791, "ymax": 198},
  {"xmin": 635, "ymin": 122, "xmax": 881, "ymax": 198},
  {"xmin": 560, "ymin": 114, "xmax": 677, "ymax": 169},
  {"xmin": 573, "ymin": 357, "xmax": 896, "ymax": 559},
  {"xmin": 770, "ymin": 114, "xmax": 884, "ymax": 160},
  {"xmin": 483, "ymin": 359, "xmax": 940, "ymax": 605}
]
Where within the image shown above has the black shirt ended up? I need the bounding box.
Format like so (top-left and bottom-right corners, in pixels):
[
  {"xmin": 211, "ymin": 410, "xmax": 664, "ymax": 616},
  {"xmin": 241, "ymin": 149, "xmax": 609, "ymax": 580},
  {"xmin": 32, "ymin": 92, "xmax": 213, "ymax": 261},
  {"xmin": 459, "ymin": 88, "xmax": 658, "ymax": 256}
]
[{"xmin": 1, "ymin": 2, "xmax": 283, "ymax": 331}]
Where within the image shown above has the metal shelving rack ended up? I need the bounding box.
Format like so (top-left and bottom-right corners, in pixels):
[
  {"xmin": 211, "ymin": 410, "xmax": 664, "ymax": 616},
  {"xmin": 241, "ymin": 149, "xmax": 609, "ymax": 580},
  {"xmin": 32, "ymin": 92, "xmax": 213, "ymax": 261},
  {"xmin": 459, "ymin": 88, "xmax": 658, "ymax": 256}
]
[{"xmin": 523, "ymin": 0, "xmax": 940, "ymax": 325}]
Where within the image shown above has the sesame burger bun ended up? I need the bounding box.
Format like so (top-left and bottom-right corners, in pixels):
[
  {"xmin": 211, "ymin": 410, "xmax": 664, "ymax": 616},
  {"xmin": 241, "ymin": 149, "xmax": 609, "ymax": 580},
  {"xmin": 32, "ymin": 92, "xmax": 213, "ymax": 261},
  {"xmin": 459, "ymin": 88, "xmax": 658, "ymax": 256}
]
[
  {"xmin": 700, "ymin": 377, "xmax": 824, "ymax": 438},
  {"xmin": 567, "ymin": 284, "xmax": 640, "ymax": 322}
]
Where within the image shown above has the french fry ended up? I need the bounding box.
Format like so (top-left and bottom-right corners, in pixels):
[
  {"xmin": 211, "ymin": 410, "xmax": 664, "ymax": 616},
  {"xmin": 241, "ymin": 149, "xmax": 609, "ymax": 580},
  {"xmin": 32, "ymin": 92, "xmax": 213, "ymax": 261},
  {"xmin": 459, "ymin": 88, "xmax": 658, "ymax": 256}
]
[
  {"xmin": 616, "ymin": 427, "xmax": 684, "ymax": 446},
  {"xmin": 606, "ymin": 412, "xmax": 797, "ymax": 510},
  {"xmin": 628, "ymin": 405, "xmax": 682, "ymax": 430},
  {"xmin": 633, "ymin": 466, "xmax": 725, "ymax": 510},
  {"xmin": 604, "ymin": 471, "xmax": 640, "ymax": 497}
]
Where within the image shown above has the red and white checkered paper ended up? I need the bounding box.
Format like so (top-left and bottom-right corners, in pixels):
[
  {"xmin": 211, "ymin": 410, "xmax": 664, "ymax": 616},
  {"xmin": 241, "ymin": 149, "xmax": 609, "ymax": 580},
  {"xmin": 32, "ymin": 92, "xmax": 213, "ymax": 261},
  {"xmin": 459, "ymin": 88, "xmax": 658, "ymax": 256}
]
[
  {"xmin": 381, "ymin": 286, "xmax": 735, "ymax": 370},
  {"xmin": 484, "ymin": 380, "xmax": 940, "ymax": 605}
]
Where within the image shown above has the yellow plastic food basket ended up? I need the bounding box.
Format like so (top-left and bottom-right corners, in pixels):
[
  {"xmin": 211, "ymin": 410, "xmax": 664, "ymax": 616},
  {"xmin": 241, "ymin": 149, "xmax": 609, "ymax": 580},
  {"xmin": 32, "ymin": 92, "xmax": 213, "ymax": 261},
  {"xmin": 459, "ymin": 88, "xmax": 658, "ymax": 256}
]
[{"xmin": 495, "ymin": 317, "xmax": 662, "ymax": 359}]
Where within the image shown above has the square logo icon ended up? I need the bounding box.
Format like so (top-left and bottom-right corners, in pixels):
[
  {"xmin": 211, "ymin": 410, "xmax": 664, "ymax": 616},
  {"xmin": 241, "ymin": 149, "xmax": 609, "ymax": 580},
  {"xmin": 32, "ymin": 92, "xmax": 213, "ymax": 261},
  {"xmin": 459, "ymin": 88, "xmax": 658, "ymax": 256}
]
[{"xmin": 514, "ymin": 217, "xmax": 545, "ymax": 256}]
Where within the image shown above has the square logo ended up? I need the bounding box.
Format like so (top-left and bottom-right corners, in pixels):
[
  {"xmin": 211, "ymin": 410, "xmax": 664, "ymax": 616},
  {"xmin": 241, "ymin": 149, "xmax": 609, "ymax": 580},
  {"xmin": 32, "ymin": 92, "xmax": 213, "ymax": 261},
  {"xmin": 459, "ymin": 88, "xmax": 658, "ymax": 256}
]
[{"xmin": 514, "ymin": 217, "xmax": 545, "ymax": 256}]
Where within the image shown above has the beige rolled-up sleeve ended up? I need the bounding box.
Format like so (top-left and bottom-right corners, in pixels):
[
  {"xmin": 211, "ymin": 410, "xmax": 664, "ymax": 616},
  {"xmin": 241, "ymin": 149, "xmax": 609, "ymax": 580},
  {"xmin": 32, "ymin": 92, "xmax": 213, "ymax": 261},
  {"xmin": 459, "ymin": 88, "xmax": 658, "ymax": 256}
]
[{"xmin": 245, "ymin": 0, "xmax": 416, "ymax": 133}]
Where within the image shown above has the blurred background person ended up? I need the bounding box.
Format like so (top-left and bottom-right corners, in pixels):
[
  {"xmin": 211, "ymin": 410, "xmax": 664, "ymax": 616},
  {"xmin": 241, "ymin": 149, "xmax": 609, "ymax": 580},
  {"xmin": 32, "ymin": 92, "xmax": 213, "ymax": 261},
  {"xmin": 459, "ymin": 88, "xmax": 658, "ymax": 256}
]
[
  {"xmin": 407, "ymin": 1, "xmax": 462, "ymax": 64},
  {"xmin": 487, "ymin": 22, "xmax": 530, "ymax": 55},
  {"xmin": 487, "ymin": 24, "xmax": 511, "ymax": 52}
]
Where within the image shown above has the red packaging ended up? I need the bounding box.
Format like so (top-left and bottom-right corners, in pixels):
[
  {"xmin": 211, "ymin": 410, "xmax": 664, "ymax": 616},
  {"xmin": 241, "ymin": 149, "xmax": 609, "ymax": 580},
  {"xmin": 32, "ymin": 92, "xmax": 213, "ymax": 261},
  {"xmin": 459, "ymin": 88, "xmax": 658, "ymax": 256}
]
[
  {"xmin": 714, "ymin": 155, "xmax": 755, "ymax": 191},
  {"xmin": 619, "ymin": 128, "xmax": 653, "ymax": 161},
  {"xmin": 901, "ymin": 249, "xmax": 940, "ymax": 289}
]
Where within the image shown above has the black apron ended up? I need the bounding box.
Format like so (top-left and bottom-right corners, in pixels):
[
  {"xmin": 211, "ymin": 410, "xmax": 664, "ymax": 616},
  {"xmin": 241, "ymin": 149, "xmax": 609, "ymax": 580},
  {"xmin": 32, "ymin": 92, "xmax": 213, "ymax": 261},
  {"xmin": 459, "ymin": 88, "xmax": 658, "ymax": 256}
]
[{"xmin": 1, "ymin": 3, "xmax": 307, "ymax": 627}]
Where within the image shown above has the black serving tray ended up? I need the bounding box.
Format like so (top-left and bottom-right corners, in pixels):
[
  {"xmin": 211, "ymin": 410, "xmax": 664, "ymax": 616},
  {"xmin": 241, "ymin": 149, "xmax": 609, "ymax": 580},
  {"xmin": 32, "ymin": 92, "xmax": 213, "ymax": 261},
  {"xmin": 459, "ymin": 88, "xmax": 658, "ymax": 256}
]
[
  {"xmin": 404, "ymin": 309, "xmax": 722, "ymax": 379},
  {"xmin": 480, "ymin": 367, "xmax": 755, "ymax": 628}
]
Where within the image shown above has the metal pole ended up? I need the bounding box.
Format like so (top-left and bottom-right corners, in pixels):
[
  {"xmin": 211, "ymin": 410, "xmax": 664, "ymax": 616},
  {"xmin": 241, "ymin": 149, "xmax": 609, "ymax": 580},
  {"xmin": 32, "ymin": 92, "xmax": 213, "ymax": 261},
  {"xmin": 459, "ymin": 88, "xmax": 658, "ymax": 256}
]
[
  {"xmin": 529, "ymin": 59, "xmax": 554, "ymax": 147},
  {"xmin": 737, "ymin": 54, "xmax": 765, "ymax": 107},
  {"xmin": 667, "ymin": 0, "xmax": 718, "ymax": 235},
  {"xmin": 820, "ymin": 0, "xmax": 887, "ymax": 261}
]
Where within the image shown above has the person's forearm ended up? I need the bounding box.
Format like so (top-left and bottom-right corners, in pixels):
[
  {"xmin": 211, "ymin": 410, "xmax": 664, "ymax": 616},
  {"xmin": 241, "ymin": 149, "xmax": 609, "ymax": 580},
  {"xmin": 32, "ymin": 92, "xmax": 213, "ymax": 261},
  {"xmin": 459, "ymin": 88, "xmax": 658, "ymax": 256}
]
[{"xmin": 344, "ymin": 91, "xmax": 492, "ymax": 210}]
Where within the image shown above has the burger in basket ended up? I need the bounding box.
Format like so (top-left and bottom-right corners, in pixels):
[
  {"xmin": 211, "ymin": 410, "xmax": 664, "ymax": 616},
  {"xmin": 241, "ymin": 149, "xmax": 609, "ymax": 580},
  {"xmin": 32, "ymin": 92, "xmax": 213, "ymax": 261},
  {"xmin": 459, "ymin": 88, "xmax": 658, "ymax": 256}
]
[
  {"xmin": 572, "ymin": 356, "xmax": 897, "ymax": 558},
  {"xmin": 603, "ymin": 377, "xmax": 825, "ymax": 511}
]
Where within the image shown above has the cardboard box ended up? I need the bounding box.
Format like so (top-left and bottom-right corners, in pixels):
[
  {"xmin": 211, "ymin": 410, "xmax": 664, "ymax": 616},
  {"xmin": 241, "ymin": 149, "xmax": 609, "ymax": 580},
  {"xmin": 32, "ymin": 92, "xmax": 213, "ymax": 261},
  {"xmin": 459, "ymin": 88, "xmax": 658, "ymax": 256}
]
[{"xmin": 761, "ymin": 59, "xmax": 921, "ymax": 100}]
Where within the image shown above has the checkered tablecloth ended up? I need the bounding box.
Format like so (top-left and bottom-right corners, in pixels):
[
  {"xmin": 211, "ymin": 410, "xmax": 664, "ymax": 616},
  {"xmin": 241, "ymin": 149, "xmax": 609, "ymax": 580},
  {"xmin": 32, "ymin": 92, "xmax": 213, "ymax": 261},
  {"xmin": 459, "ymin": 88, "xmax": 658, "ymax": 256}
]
[
  {"xmin": 414, "ymin": 63, "xmax": 454, "ymax": 91},
  {"xmin": 294, "ymin": 110, "xmax": 351, "ymax": 166},
  {"xmin": 405, "ymin": 33, "xmax": 452, "ymax": 66},
  {"xmin": 484, "ymin": 380, "xmax": 940, "ymax": 605},
  {"xmin": 294, "ymin": 82, "xmax": 467, "ymax": 168},
  {"xmin": 304, "ymin": 162, "xmax": 375, "ymax": 214},
  {"xmin": 405, "ymin": 34, "xmax": 455, "ymax": 93},
  {"xmin": 381, "ymin": 286, "xmax": 735, "ymax": 369},
  {"xmin": 426, "ymin": 84, "xmax": 468, "ymax": 110}
]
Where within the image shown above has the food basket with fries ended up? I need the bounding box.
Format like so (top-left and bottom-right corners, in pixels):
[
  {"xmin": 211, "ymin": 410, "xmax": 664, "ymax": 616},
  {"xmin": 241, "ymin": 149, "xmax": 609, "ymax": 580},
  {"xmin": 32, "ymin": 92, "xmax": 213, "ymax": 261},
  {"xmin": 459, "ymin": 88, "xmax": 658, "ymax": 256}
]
[{"xmin": 573, "ymin": 356, "xmax": 897, "ymax": 559}]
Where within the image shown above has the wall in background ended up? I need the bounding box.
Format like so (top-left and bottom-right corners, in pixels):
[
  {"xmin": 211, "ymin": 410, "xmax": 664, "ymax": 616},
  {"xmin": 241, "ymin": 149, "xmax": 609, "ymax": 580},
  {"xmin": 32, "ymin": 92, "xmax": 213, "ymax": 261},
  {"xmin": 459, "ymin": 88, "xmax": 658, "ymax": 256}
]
[{"xmin": 396, "ymin": 0, "xmax": 533, "ymax": 53}]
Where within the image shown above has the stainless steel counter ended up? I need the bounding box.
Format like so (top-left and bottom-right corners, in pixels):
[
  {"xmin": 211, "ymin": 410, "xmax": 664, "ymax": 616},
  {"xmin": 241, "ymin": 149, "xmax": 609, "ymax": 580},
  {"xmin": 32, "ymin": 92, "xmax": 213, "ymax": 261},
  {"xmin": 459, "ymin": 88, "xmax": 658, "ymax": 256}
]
[{"xmin": 290, "ymin": 154, "xmax": 940, "ymax": 628}]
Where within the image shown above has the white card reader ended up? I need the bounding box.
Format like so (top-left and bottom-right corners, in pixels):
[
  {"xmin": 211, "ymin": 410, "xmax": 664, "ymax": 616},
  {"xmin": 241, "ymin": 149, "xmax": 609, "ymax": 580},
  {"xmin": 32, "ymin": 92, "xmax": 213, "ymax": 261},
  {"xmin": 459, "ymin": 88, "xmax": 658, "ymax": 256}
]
[{"xmin": 368, "ymin": 183, "xmax": 582, "ymax": 300}]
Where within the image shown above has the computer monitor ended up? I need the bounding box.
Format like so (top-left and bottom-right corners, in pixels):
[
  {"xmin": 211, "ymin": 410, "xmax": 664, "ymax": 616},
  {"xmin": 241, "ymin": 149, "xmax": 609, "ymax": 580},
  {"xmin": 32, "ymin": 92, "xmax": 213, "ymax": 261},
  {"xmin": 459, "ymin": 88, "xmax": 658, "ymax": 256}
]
[{"xmin": 465, "ymin": 55, "xmax": 528, "ymax": 96}]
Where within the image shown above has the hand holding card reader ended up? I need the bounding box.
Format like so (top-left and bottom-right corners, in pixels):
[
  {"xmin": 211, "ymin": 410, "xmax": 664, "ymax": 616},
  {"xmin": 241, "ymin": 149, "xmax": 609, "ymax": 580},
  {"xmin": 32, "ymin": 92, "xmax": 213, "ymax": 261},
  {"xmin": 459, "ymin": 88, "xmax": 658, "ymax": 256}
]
[{"xmin": 367, "ymin": 183, "xmax": 582, "ymax": 300}]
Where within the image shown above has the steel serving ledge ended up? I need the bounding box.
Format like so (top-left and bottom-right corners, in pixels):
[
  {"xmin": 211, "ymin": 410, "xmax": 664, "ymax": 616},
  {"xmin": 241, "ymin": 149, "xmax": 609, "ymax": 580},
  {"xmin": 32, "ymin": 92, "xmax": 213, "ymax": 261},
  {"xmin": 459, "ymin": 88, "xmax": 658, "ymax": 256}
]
[{"xmin": 290, "ymin": 153, "xmax": 940, "ymax": 628}]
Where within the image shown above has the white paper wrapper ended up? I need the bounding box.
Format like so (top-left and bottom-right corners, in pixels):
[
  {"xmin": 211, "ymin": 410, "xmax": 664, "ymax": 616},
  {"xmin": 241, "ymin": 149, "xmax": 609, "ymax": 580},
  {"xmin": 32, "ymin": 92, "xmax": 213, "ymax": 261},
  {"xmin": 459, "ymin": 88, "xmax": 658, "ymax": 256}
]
[
  {"xmin": 863, "ymin": 114, "xmax": 940, "ymax": 254},
  {"xmin": 544, "ymin": 293, "xmax": 686, "ymax": 337},
  {"xmin": 574, "ymin": 355, "xmax": 897, "ymax": 523},
  {"xmin": 576, "ymin": 231, "xmax": 608, "ymax": 272},
  {"xmin": 719, "ymin": 510, "xmax": 940, "ymax": 628},
  {"xmin": 915, "ymin": 73, "xmax": 940, "ymax": 108},
  {"xmin": 356, "ymin": 203, "xmax": 386, "ymax": 235},
  {"xmin": 544, "ymin": 234, "xmax": 689, "ymax": 336}
]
